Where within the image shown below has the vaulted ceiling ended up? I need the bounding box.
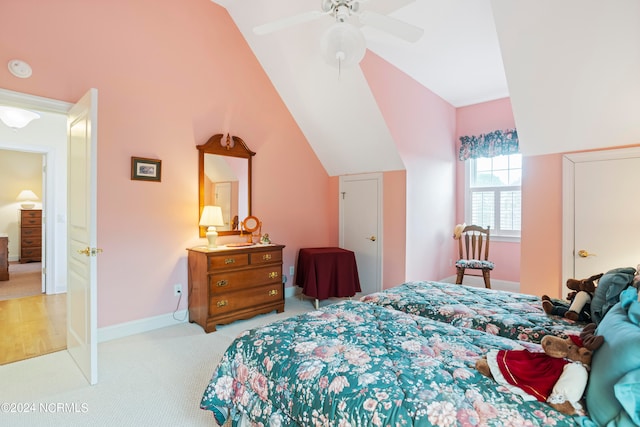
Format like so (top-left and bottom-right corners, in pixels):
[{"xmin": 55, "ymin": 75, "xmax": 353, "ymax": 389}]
[{"xmin": 213, "ymin": 0, "xmax": 640, "ymax": 175}]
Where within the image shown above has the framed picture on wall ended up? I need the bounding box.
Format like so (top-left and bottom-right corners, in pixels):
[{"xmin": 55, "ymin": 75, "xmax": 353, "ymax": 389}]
[{"xmin": 131, "ymin": 157, "xmax": 162, "ymax": 182}]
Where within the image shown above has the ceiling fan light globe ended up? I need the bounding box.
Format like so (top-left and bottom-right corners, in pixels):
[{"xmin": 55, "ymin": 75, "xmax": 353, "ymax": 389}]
[{"xmin": 320, "ymin": 22, "xmax": 366, "ymax": 69}]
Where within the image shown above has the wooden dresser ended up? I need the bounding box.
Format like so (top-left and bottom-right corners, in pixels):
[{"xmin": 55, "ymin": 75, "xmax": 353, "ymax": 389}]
[
  {"xmin": 187, "ymin": 244, "xmax": 285, "ymax": 332},
  {"xmin": 20, "ymin": 209, "xmax": 42, "ymax": 263},
  {"xmin": 0, "ymin": 234, "xmax": 8, "ymax": 281}
]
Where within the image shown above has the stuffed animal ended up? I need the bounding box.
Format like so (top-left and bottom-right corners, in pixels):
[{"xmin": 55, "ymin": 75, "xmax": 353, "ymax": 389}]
[
  {"xmin": 476, "ymin": 324, "xmax": 603, "ymax": 415},
  {"xmin": 452, "ymin": 223, "xmax": 466, "ymax": 240},
  {"xmin": 541, "ymin": 273, "xmax": 603, "ymax": 321}
]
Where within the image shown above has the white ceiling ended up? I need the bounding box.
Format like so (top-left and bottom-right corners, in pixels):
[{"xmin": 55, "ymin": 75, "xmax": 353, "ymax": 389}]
[{"xmin": 213, "ymin": 0, "xmax": 640, "ymax": 175}]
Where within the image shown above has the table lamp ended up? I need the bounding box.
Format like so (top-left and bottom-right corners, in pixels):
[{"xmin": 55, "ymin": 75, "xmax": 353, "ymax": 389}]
[
  {"xmin": 16, "ymin": 189, "xmax": 39, "ymax": 209},
  {"xmin": 199, "ymin": 205, "xmax": 225, "ymax": 248}
]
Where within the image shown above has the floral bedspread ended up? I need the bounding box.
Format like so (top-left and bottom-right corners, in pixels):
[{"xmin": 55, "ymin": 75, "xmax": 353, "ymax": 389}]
[
  {"xmin": 201, "ymin": 301, "xmax": 579, "ymax": 426},
  {"xmin": 360, "ymin": 281, "xmax": 586, "ymax": 343}
]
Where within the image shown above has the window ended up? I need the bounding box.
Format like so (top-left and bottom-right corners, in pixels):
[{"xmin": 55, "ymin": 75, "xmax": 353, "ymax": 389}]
[{"xmin": 465, "ymin": 153, "xmax": 522, "ymax": 239}]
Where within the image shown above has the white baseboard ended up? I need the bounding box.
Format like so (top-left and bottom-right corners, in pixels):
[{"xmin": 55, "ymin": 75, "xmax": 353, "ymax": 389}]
[
  {"xmin": 98, "ymin": 310, "xmax": 189, "ymax": 343},
  {"xmin": 285, "ymin": 285, "xmax": 301, "ymax": 299},
  {"xmin": 99, "ymin": 287, "xmax": 303, "ymax": 343}
]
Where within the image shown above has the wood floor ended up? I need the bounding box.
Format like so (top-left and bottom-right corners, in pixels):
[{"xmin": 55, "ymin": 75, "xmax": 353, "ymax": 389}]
[{"xmin": 0, "ymin": 293, "xmax": 66, "ymax": 365}]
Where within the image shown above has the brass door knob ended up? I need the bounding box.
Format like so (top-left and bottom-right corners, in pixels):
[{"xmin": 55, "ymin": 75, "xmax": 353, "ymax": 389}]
[
  {"xmin": 577, "ymin": 250, "xmax": 596, "ymax": 258},
  {"xmin": 367, "ymin": 236, "xmax": 377, "ymax": 242}
]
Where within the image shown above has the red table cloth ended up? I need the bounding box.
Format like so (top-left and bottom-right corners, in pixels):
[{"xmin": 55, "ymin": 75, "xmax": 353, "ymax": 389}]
[{"xmin": 296, "ymin": 247, "xmax": 361, "ymax": 301}]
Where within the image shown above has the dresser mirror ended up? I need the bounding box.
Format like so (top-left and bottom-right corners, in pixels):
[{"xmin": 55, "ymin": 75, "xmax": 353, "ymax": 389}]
[{"xmin": 198, "ymin": 134, "xmax": 255, "ymax": 237}]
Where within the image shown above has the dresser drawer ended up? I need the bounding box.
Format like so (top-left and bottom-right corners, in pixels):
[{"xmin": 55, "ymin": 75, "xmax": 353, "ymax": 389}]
[
  {"xmin": 209, "ymin": 265, "xmax": 281, "ymax": 294},
  {"xmin": 21, "ymin": 237, "xmax": 41, "ymax": 248},
  {"xmin": 250, "ymin": 249, "xmax": 283, "ymax": 265},
  {"xmin": 207, "ymin": 253, "xmax": 249, "ymax": 271},
  {"xmin": 209, "ymin": 283, "xmax": 283, "ymax": 314},
  {"xmin": 22, "ymin": 210, "xmax": 42, "ymax": 220},
  {"xmin": 21, "ymin": 227, "xmax": 40, "ymax": 238},
  {"xmin": 21, "ymin": 247, "xmax": 41, "ymax": 258},
  {"xmin": 21, "ymin": 217, "xmax": 41, "ymax": 227}
]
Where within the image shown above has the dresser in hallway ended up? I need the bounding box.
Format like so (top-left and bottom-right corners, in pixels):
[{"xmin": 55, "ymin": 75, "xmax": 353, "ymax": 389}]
[{"xmin": 20, "ymin": 209, "xmax": 42, "ymax": 263}]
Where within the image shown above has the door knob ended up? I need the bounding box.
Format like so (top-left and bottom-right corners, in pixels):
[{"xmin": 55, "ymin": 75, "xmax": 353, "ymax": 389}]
[
  {"xmin": 77, "ymin": 247, "xmax": 103, "ymax": 257},
  {"xmin": 577, "ymin": 249, "xmax": 596, "ymax": 258},
  {"xmin": 367, "ymin": 236, "xmax": 377, "ymax": 242}
]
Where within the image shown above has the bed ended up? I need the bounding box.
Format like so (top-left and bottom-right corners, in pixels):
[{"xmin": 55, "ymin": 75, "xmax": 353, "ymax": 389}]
[
  {"xmin": 201, "ymin": 300, "xmax": 580, "ymax": 426},
  {"xmin": 359, "ymin": 281, "xmax": 586, "ymax": 343}
]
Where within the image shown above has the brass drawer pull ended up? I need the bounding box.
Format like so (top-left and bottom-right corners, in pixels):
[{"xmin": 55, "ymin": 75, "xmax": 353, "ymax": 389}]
[
  {"xmin": 262, "ymin": 254, "xmax": 272, "ymax": 261},
  {"xmin": 224, "ymin": 258, "xmax": 235, "ymax": 265},
  {"xmin": 217, "ymin": 300, "xmax": 228, "ymax": 307},
  {"xmin": 216, "ymin": 280, "xmax": 228, "ymax": 287},
  {"xmin": 268, "ymin": 289, "xmax": 278, "ymax": 297},
  {"xmin": 268, "ymin": 271, "xmax": 279, "ymax": 279}
]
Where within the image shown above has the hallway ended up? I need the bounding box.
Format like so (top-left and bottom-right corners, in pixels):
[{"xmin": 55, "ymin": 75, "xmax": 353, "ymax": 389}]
[{"xmin": 0, "ymin": 262, "xmax": 66, "ymax": 365}]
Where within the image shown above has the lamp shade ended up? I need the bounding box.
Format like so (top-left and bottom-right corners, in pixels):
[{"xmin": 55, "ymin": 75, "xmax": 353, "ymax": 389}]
[
  {"xmin": 199, "ymin": 205, "xmax": 224, "ymax": 227},
  {"xmin": 0, "ymin": 106, "xmax": 40, "ymax": 129},
  {"xmin": 16, "ymin": 189, "xmax": 39, "ymax": 209},
  {"xmin": 320, "ymin": 22, "xmax": 367, "ymax": 69},
  {"xmin": 200, "ymin": 205, "xmax": 225, "ymax": 249}
]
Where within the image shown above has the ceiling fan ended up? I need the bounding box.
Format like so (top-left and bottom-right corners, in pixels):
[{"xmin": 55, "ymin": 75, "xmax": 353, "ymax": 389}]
[
  {"xmin": 253, "ymin": 0, "xmax": 423, "ymax": 69},
  {"xmin": 253, "ymin": 0, "xmax": 423, "ymax": 43}
]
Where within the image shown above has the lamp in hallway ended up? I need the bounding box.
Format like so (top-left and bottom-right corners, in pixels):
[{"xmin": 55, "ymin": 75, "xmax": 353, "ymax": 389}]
[
  {"xmin": 16, "ymin": 190, "xmax": 39, "ymax": 209},
  {"xmin": 199, "ymin": 205, "xmax": 225, "ymax": 248}
]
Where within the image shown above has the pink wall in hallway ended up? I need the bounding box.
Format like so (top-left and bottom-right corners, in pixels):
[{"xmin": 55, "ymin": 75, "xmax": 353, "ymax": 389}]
[
  {"xmin": 1, "ymin": 0, "xmax": 335, "ymax": 327},
  {"xmin": 455, "ymin": 98, "xmax": 520, "ymax": 283}
]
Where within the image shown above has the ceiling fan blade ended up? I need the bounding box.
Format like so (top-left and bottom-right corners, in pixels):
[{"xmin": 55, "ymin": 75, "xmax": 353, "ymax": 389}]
[
  {"xmin": 253, "ymin": 11, "xmax": 325, "ymax": 35},
  {"xmin": 358, "ymin": 10, "xmax": 424, "ymax": 43}
]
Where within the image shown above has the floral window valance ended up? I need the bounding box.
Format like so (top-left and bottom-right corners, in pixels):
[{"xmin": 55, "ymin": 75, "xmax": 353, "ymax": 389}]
[{"xmin": 458, "ymin": 128, "xmax": 519, "ymax": 160}]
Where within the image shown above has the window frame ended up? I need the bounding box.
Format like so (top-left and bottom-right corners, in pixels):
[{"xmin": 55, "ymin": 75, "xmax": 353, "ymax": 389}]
[{"xmin": 463, "ymin": 155, "xmax": 522, "ymax": 243}]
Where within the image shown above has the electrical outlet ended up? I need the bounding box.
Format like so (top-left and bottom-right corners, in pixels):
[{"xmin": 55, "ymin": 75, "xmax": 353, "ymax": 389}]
[
  {"xmin": 174, "ymin": 284, "xmax": 182, "ymax": 296},
  {"xmin": 289, "ymin": 266, "xmax": 295, "ymax": 276}
]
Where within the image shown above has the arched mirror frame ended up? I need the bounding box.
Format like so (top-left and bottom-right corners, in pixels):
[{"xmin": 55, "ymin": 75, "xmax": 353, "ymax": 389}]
[{"xmin": 198, "ymin": 134, "xmax": 256, "ymax": 237}]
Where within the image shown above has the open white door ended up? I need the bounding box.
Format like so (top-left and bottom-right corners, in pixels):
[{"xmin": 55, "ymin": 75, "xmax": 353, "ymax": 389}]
[{"xmin": 67, "ymin": 89, "xmax": 98, "ymax": 385}]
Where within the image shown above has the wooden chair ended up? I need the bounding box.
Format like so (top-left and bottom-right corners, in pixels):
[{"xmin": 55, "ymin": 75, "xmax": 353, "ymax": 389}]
[{"xmin": 455, "ymin": 225, "xmax": 494, "ymax": 289}]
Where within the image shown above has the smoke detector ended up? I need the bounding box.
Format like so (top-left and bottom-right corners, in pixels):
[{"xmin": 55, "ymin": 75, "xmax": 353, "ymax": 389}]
[{"xmin": 8, "ymin": 59, "xmax": 33, "ymax": 79}]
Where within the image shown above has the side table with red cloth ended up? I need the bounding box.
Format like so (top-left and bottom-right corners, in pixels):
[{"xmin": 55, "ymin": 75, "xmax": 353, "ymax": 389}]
[{"xmin": 296, "ymin": 247, "xmax": 361, "ymax": 309}]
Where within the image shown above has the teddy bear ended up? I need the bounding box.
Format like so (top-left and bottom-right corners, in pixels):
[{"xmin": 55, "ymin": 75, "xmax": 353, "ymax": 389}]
[
  {"xmin": 541, "ymin": 273, "xmax": 603, "ymax": 321},
  {"xmin": 475, "ymin": 324, "xmax": 603, "ymax": 415},
  {"xmin": 452, "ymin": 223, "xmax": 466, "ymax": 240}
]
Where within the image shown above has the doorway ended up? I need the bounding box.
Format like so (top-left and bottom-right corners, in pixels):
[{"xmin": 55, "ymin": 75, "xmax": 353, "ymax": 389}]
[
  {"xmin": 0, "ymin": 149, "xmax": 44, "ymax": 297},
  {"xmin": 0, "ymin": 87, "xmax": 98, "ymax": 384},
  {"xmin": 562, "ymin": 146, "xmax": 640, "ymax": 292},
  {"xmin": 0, "ymin": 149, "xmax": 66, "ymax": 364},
  {"xmin": 0, "ymin": 91, "xmax": 69, "ymax": 364},
  {"xmin": 339, "ymin": 173, "xmax": 383, "ymax": 296}
]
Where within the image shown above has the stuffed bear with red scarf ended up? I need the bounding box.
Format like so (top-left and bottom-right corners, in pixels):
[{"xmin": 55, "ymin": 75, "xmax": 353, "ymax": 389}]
[{"xmin": 475, "ymin": 324, "xmax": 603, "ymax": 415}]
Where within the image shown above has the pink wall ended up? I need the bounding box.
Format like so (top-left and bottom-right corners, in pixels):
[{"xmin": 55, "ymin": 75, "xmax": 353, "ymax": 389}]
[
  {"xmin": 1, "ymin": 0, "xmax": 335, "ymax": 327},
  {"xmin": 362, "ymin": 52, "xmax": 457, "ymax": 283},
  {"xmin": 455, "ymin": 98, "xmax": 520, "ymax": 282},
  {"xmin": 382, "ymin": 170, "xmax": 406, "ymax": 288},
  {"xmin": 520, "ymin": 154, "xmax": 563, "ymax": 297}
]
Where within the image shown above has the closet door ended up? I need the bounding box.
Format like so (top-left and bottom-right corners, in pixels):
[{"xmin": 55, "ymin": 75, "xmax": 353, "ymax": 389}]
[
  {"xmin": 564, "ymin": 148, "xmax": 640, "ymax": 292},
  {"xmin": 339, "ymin": 173, "xmax": 382, "ymax": 296}
]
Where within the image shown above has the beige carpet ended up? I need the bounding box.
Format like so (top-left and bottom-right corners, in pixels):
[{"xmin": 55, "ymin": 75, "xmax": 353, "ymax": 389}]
[
  {"xmin": 0, "ymin": 293, "xmax": 326, "ymax": 427},
  {"xmin": 0, "ymin": 262, "xmax": 42, "ymax": 301}
]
